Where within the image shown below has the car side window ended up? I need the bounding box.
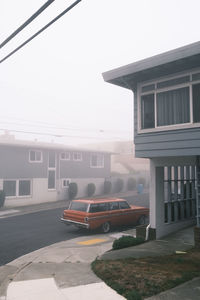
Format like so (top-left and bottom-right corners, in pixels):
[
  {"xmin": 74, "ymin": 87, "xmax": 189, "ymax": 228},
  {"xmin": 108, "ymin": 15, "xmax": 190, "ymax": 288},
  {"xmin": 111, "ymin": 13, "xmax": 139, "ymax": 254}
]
[
  {"xmin": 119, "ymin": 201, "xmax": 130, "ymax": 209},
  {"xmin": 109, "ymin": 202, "xmax": 120, "ymax": 210},
  {"xmin": 89, "ymin": 203, "xmax": 109, "ymax": 213}
]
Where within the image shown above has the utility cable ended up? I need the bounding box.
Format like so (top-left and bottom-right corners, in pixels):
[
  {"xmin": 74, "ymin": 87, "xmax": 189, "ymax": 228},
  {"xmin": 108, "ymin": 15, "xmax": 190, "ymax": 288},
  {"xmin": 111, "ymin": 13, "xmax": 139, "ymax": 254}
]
[
  {"xmin": 0, "ymin": 0, "xmax": 56, "ymax": 49},
  {"xmin": 0, "ymin": 0, "xmax": 82, "ymax": 64}
]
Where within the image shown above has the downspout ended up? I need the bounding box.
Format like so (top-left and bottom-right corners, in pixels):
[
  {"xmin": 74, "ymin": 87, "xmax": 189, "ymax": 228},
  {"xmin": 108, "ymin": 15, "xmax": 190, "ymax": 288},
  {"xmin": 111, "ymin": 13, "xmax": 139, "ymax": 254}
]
[{"xmin": 145, "ymin": 223, "xmax": 151, "ymax": 241}]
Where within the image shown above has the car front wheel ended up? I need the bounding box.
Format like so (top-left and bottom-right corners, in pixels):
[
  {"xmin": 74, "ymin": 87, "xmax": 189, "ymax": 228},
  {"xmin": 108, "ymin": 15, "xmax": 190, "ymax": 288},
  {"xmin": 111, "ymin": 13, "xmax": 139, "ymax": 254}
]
[{"xmin": 101, "ymin": 221, "xmax": 111, "ymax": 233}]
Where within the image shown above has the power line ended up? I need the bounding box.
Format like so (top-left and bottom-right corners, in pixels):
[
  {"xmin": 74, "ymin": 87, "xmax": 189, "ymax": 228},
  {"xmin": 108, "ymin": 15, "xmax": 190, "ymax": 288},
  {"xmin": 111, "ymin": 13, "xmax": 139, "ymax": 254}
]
[
  {"xmin": 0, "ymin": 0, "xmax": 55, "ymax": 49},
  {"xmin": 0, "ymin": 0, "xmax": 82, "ymax": 64},
  {"xmin": 0, "ymin": 128, "xmax": 130, "ymax": 141}
]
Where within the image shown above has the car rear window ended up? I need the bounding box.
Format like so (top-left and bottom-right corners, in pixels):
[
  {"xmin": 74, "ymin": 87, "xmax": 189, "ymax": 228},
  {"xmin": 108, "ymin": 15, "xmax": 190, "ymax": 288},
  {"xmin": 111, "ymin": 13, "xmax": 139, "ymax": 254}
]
[
  {"xmin": 89, "ymin": 203, "xmax": 109, "ymax": 213},
  {"xmin": 69, "ymin": 201, "xmax": 88, "ymax": 212},
  {"xmin": 119, "ymin": 201, "xmax": 130, "ymax": 209}
]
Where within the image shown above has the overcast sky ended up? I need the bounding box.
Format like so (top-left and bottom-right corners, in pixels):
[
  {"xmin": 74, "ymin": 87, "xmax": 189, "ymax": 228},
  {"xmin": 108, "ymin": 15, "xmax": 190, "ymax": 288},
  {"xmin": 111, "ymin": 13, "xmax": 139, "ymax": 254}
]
[{"xmin": 0, "ymin": 0, "xmax": 200, "ymax": 145}]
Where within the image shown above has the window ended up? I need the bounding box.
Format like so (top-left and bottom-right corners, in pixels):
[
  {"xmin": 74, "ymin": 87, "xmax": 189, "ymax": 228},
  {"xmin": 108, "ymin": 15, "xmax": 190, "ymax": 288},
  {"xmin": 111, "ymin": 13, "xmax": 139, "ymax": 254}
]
[
  {"xmin": 90, "ymin": 154, "xmax": 104, "ymax": 168},
  {"xmin": 69, "ymin": 201, "xmax": 88, "ymax": 212},
  {"xmin": 157, "ymin": 87, "xmax": 190, "ymax": 126},
  {"xmin": 109, "ymin": 202, "xmax": 120, "ymax": 210},
  {"xmin": 73, "ymin": 152, "xmax": 82, "ymax": 161},
  {"xmin": 141, "ymin": 94, "xmax": 155, "ymax": 129},
  {"xmin": 62, "ymin": 178, "xmax": 71, "ymax": 187},
  {"xmin": 48, "ymin": 151, "xmax": 56, "ymax": 190},
  {"xmin": 29, "ymin": 150, "xmax": 42, "ymax": 162},
  {"xmin": 119, "ymin": 201, "xmax": 130, "ymax": 209},
  {"xmin": 60, "ymin": 152, "xmax": 70, "ymax": 160},
  {"xmin": 19, "ymin": 180, "xmax": 31, "ymax": 196},
  {"xmin": 139, "ymin": 71, "xmax": 200, "ymax": 132},
  {"xmin": 3, "ymin": 180, "xmax": 31, "ymax": 197},
  {"xmin": 48, "ymin": 170, "xmax": 55, "ymax": 189},
  {"xmin": 193, "ymin": 83, "xmax": 200, "ymax": 123},
  {"xmin": 89, "ymin": 203, "xmax": 109, "ymax": 213}
]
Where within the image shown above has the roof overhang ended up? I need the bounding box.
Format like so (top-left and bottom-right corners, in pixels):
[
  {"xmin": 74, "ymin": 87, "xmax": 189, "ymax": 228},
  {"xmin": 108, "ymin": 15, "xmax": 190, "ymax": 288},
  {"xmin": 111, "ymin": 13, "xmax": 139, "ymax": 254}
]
[{"xmin": 102, "ymin": 41, "xmax": 200, "ymax": 90}]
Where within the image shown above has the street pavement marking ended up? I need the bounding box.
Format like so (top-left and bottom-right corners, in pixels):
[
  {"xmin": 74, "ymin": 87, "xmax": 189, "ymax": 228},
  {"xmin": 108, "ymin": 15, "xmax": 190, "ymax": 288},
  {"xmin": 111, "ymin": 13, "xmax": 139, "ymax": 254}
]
[{"xmin": 78, "ymin": 238, "xmax": 107, "ymax": 245}]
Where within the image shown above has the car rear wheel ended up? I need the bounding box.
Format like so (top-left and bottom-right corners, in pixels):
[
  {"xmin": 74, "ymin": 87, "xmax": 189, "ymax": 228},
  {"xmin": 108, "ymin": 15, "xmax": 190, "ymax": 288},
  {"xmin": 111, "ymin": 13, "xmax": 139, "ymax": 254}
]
[
  {"xmin": 137, "ymin": 215, "xmax": 146, "ymax": 225},
  {"xmin": 101, "ymin": 221, "xmax": 111, "ymax": 233}
]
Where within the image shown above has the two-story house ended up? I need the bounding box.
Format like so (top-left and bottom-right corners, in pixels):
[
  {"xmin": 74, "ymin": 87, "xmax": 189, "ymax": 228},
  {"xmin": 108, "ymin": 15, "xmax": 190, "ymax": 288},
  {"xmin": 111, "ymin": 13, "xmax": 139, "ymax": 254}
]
[
  {"xmin": 103, "ymin": 41, "xmax": 200, "ymax": 239},
  {"xmin": 0, "ymin": 138, "xmax": 111, "ymax": 207}
]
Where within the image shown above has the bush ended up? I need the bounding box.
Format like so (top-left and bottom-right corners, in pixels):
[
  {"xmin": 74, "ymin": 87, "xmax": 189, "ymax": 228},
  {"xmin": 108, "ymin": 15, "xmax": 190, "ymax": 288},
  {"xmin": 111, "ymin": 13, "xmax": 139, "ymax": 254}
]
[
  {"xmin": 87, "ymin": 183, "xmax": 96, "ymax": 197},
  {"xmin": 68, "ymin": 182, "xmax": 78, "ymax": 199},
  {"xmin": 0, "ymin": 190, "xmax": 5, "ymax": 208},
  {"xmin": 104, "ymin": 180, "xmax": 112, "ymax": 194},
  {"xmin": 112, "ymin": 235, "xmax": 145, "ymax": 250},
  {"xmin": 127, "ymin": 177, "xmax": 136, "ymax": 190},
  {"xmin": 115, "ymin": 178, "xmax": 124, "ymax": 193}
]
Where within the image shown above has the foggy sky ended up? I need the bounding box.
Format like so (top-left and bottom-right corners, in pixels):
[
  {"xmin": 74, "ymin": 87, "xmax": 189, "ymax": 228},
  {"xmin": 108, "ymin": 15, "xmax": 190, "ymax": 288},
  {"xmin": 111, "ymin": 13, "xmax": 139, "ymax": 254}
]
[{"xmin": 0, "ymin": 0, "xmax": 200, "ymax": 145}]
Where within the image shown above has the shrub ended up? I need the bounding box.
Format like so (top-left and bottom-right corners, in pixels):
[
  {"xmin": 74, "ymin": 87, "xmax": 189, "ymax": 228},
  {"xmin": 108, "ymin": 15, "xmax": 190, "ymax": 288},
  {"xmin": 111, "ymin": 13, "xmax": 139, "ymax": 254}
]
[
  {"xmin": 68, "ymin": 182, "xmax": 78, "ymax": 199},
  {"xmin": 127, "ymin": 177, "xmax": 136, "ymax": 190},
  {"xmin": 0, "ymin": 190, "xmax": 5, "ymax": 208},
  {"xmin": 112, "ymin": 235, "xmax": 145, "ymax": 250},
  {"xmin": 87, "ymin": 183, "xmax": 96, "ymax": 197},
  {"xmin": 115, "ymin": 178, "xmax": 124, "ymax": 193},
  {"xmin": 104, "ymin": 180, "xmax": 112, "ymax": 194}
]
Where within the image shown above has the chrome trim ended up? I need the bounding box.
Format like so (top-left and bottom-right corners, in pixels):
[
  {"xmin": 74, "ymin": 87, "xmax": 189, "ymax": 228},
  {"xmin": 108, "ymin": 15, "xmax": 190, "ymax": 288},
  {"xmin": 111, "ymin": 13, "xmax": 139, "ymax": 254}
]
[{"xmin": 60, "ymin": 218, "xmax": 89, "ymax": 229}]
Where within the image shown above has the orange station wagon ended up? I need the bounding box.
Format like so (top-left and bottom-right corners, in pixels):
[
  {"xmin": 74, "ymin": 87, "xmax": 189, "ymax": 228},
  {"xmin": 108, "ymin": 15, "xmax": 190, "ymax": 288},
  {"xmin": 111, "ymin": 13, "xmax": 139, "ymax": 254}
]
[{"xmin": 61, "ymin": 198, "xmax": 149, "ymax": 233}]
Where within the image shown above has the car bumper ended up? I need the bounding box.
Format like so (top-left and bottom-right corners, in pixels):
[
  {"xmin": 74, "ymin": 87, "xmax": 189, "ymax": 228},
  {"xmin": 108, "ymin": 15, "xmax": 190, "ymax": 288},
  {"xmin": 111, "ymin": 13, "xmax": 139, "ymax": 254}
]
[{"xmin": 60, "ymin": 218, "xmax": 90, "ymax": 229}]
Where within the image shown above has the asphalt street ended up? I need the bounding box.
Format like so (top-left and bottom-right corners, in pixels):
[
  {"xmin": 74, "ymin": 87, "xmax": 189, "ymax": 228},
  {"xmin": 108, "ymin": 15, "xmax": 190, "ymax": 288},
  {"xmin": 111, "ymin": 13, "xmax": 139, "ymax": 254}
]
[{"xmin": 0, "ymin": 193, "xmax": 149, "ymax": 266}]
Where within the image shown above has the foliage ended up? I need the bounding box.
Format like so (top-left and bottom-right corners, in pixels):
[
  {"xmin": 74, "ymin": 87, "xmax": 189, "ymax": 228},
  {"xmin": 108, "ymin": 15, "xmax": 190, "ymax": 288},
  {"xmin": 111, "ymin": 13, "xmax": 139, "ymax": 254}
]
[
  {"xmin": 87, "ymin": 183, "xmax": 96, "ymax": 197},
  {"xmin": 0, "ymin": 190, "xmax": 5, "ymax": 208},
  {"xmin": 115, "ymin": 178, "xmax": 124, "ymax": 193},
  {"xmin": 127, "ymin": 177, "xmax": 137, "ymax": 190},
  {"xmin": 68, "ymin": 182, "xmax": 78, "ymax": 199},
  {"xmin": 112, "ymin": 235, "xmax": 145, "ymax": 250},
  {"xmin": 125, "ymin": 290, "xmax": 142, "ymax": 300},
  {"xmin": 104, "ymin": 180, "xmax": 112, "ymax": 194}
]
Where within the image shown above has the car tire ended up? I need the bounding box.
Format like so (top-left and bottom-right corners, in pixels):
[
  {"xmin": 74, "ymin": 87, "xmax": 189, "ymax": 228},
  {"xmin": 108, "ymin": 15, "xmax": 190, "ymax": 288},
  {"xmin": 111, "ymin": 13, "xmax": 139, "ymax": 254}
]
[
  {"xmin": 137, "ymin": 215, "xmax": 146, "ymax": 225},
  {"xmin": 101, "ymin": 221, "xmax": 111, "ymax": 233}
]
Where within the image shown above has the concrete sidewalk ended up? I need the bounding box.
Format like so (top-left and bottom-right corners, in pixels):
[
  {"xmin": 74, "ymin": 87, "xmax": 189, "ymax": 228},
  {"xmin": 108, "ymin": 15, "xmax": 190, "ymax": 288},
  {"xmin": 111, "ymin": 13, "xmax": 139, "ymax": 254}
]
[{"xmin": 0, "ymin": 226, "xmax": 199, "ymax": 300}]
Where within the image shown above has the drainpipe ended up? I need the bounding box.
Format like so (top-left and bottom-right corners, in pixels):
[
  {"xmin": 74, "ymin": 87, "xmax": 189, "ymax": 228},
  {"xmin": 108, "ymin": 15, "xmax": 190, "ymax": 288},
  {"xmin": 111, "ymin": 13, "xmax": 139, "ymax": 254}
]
[{"xmin": 145, "ymin": 224, "xmax": 151, "ymax": 241}]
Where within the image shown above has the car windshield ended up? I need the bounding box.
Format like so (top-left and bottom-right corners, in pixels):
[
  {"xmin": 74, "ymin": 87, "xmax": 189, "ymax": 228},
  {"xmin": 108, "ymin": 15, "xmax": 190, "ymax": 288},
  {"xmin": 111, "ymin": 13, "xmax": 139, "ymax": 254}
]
[{"xmin": 69, "ymin": 201, "xmax": 88, "ymax": 212}]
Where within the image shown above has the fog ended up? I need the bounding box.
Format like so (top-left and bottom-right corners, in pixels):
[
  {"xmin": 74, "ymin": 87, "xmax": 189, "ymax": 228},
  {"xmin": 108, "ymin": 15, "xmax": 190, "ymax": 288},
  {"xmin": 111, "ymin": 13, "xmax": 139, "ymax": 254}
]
[{"xmin": 0, "ymin": 0, "xmax": 200, "ymax": 146}]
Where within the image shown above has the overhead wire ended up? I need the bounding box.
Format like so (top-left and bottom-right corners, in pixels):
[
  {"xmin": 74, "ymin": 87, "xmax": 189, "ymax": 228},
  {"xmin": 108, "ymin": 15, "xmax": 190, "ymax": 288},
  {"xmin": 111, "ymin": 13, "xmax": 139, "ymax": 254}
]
[
  {"xmin": 0, "ymin": 0, "xmax": 56, "ymax": 49},
  {"xmin": 0, "ymin": 0, "xmax": 82, "ymax": 64}
]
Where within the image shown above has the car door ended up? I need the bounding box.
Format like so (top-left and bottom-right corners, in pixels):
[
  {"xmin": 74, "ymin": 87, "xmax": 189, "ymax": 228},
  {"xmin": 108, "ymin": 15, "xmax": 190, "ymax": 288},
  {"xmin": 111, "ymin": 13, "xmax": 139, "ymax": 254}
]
[{"xmin": 109, "ymin": 201, "xmax": 122, "ymax": 226}]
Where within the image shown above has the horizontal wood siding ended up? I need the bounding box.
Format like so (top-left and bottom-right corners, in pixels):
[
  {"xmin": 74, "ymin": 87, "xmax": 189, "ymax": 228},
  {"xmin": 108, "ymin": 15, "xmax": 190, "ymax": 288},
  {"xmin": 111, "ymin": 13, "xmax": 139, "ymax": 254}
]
[{"xmin": 135, "ymin": 127, "xmax": 200, "ymax": 158}]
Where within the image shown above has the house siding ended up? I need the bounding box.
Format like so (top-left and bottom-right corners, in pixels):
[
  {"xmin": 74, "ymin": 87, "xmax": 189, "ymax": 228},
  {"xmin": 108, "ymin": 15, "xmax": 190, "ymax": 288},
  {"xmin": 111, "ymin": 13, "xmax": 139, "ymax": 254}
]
[
  {"xmin": 60, "ymin": 152, "xmax": 110, "ymax": 178},
  {"xmin": 135, "ymin": 125, "xmax": 200, "ymax": 158},
  {"xmin": 0, "ymin": 146, "xmax": 48, "ymax": 178}
]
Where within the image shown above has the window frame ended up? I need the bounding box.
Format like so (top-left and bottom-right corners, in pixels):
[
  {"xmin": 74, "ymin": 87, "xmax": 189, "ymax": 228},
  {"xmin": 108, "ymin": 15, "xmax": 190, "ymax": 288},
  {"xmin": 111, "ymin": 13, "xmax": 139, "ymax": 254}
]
[
  {"xmin": 60, "ymin": 152, "xmax": 70, "ymax": 161},
  {"xmin": 3, "ymin": 179, "xmax": 32, "ymax": 198},
  {"xmin": 90, "ymin": 153, "xmax": 104, "ymax": 168},
  {"xmin": 29, "ymin": 150, "xmax": 43, "ymax": 163},
  {"xmin": 73, "ymin": 152, "xmax": 82, "ymax": 161},
  {"xmin": 138, "ymin": 68, "xmax": 200, "ymax": 134},
  {"xmin": 62, "ymin": 178, "xmax": 71, "ymax": 188}
]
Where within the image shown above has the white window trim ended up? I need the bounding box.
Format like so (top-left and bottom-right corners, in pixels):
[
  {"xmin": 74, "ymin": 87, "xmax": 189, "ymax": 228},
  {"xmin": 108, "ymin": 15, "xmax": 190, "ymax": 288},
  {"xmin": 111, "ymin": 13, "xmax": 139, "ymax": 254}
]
[
  {"xmin": 62, "ymin": 178, "xmax": 71, "ymax": 188},
  {"xmin": 137, "ymin": 68, "xmax": 200, "ymax": 134},
  {"xmin": 73, "ymin": 152, "xmax": 82, "ymax": 161},
  {"xmin": 3, "ymin": 179, "xmax": 32, "ymax": 198},
  {"xmin": 60, "ymin": 152, "xmax": 70, "ymax": 160},
  {"xmin": 29, "ymin": 150, "xmax": 43, "ymax": 163},
  {"xmin": 90, "ymin": 154, "xmax": 104, "ymax": 168}
]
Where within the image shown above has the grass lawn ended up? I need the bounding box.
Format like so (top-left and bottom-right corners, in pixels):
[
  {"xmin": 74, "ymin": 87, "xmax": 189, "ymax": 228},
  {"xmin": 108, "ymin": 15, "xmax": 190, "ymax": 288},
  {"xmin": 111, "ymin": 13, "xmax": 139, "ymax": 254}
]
[{"xmin": 92, "ymin": 248, "xmax": 200, "ymax": 300}]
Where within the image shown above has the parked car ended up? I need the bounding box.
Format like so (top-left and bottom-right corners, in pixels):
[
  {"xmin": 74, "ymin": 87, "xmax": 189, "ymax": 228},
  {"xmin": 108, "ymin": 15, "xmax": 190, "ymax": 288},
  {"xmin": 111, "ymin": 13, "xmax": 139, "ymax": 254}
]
[{"xmin": 61, "ymin": 198, "xmax": 149, "ymax": 233}]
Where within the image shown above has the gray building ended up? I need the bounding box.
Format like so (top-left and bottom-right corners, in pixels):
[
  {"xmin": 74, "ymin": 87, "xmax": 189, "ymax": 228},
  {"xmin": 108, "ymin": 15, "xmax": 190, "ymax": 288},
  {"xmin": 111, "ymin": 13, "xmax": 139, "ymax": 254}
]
[
  {"xmin": 0, "ymin": 138, "xmax": 111, "ymax": 207},
  {"xmin": 103, "ymin": 41, "xmax": 200, "ymax": 238}
]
